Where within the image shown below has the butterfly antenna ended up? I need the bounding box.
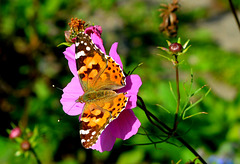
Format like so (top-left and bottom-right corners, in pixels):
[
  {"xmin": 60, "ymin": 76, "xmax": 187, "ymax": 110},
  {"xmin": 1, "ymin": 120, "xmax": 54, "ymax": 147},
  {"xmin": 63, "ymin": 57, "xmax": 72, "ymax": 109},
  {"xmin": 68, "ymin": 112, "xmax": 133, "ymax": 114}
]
[
  {"xmin": 52, "ymin": 84, "xmax": 78, "ymax": 99},
  {"xmin": 52, "ymin": 84, "xmax": 63, "ymax": 91},
  {"xmin": 56, "ymin": 101, "xmax": 79, "ymax": 123},
  {"xmin": 52, "ymin": 84, "xmax": 80, "ymax": 122}
]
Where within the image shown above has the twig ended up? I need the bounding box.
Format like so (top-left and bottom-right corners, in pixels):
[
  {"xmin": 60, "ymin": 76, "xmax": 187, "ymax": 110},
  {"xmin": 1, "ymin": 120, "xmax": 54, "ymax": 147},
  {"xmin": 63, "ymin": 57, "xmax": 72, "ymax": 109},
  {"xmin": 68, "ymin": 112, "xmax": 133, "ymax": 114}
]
[
  {"xmin": 137, "ymin": 95, "xmax": 207, "ymax": 164},
  {"xmin": 30, "ymin": 148, "xmax": 41, "ymax": 164},
  {"xmin": 229, "ymin": 0, "xmax": 240, "ymax": 31},
  {"xmin": 137, "ymin": 96, "xmax": 170, "ymax": 134},
  {"xmin": 173, "ymin": 55, "xmax": 180, "ymax": 131}
]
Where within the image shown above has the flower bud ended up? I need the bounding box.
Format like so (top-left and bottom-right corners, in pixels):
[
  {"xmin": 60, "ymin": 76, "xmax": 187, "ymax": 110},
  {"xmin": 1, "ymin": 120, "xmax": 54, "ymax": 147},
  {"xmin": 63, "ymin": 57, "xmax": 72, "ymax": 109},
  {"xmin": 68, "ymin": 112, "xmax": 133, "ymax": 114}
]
[
  {"xmin": 64, "ymin": 31, "xmax": 72, "ymax": 43},
  {"xmin": 21, "ymin": 140, "xmax": 31, "ymax": 151},
  {"xmin": 169, "ymin": 43, "xmax": 183, "ymax": 53},
  {"xmin": 85, "ymin": 25, "xmax": 102, "ymax": 38},
  {"xmin": 9, "ymin": 127, "xmax": 22, "ymax": 139}
]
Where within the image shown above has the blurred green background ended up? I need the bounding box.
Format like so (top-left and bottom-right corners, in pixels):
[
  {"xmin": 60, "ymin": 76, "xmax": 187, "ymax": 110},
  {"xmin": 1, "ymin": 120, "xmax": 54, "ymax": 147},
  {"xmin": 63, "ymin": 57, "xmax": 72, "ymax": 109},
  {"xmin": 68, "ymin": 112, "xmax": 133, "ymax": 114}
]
[{"xmin": 1, "ymin": 0, "xmax": 240, "ymax": 163}]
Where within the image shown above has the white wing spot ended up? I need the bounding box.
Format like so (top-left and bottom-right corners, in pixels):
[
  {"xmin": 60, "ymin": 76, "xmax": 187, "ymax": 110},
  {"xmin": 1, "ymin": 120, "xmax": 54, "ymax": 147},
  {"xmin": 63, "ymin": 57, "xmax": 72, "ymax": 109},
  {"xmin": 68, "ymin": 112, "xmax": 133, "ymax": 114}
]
[
  {"xmin": 84, "ymin": 42, "xmax": 87, "ymax": 46},
  {"xmin": 86, "ymin": 46, "xmax": 91, "ymax": 51},
  {"xmin": 75, "ymin": 51, "xmax": 85, "ymax": 59},
  {"xmin": 81, "ymin": 41, "xmax": 84, "ymax": 44},
  {"xmin": 92, "ymin": 131, "xmax": 96, "ymax": 135},
  {"xmin": 80, "ymin": 129, "xmax": 90, "ymax": 135},
  {"xmin": 75, "ymin": 42, "xmax": 80, "ymax": 47},
  {"xmin": 81, "ymin": 139, "xmax": 86, "ymax": 143}
]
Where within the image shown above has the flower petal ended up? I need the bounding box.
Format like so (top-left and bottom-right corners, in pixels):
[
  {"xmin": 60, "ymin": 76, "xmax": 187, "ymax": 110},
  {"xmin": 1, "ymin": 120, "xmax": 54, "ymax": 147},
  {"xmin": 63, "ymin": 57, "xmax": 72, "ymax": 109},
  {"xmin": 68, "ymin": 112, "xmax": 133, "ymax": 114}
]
[
  {"xmin": 91, "ymin": 109, "xmax": 140, "ymax": 152},
  {"xmin": 85, "ymin": 26, "xmax": 102, "ymax": 38},
  {"xmin": 90, "ymin": 33, "xmax": 106, "ymax": 54},
  {"xmin": 91, "ymin": 126, "xmax": 116, "ymax": 152},
  {"xmin": 63, "ymin": 44, "xmax": 78, "ymax": 77},
  {"xmin": 109, "ymin": 42, "xmax": 123, "ymax": 69},
  {"xmin": 110, "ymin": 109, "xmax": 141, "ymax": 140},
  {"xmin": 60, "ymin": 76, "xmax": 84, "ymax": 116},
  {"xmin": 118, "ymin": 75, "xmax": 142, "ymax": 109}
]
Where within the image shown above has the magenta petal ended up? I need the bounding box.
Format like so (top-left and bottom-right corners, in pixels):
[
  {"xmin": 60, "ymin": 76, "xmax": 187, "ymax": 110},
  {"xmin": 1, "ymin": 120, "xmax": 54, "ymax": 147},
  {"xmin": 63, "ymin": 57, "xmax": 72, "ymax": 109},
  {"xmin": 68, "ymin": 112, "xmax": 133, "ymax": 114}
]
[
  {"xmin": 91, "ymin": 126, "xmax": 116, "ymax": 152},
  {"xmin": 63, "ymin": 44, "xmax": 78, "ymax": 77},
  {"xmin": 122, "ymin": 75, "xmax": 142, "ymax": 95},
  {"xmin": 118, "ymin": 75, "xmax": 142, "ymax": 109},
  {"xmin": 110, "ymin": 109, "xmax": 141, "ymax": 140},
  {"xmin": 91, "ymin": 109, "xmax": 141, "ymax": 152},
  {"xmin": 109, "ymin": 42, "xmax": 123, "ymax": 69},
  {"xmin": 85, "ymin": 26, "xmax": 102, "ymax": 38},
  {"xmin": 125, "ymin": 94, "xmax": 137, "ymax": 110},
  {"xmin": 90, "ymin": 33, "xmax": 106, "ymax": 54},
  {"xmin": 60, "ymin": 76, "xmax": 84, "ymax": 116}
]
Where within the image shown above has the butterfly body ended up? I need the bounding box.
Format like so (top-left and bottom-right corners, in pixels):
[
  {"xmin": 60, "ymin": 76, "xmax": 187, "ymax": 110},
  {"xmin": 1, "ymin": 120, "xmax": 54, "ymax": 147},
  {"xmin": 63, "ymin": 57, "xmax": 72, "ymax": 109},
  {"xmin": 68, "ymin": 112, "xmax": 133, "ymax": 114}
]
[
  {"xmin": 78, "ymin": 90, "xmax": 118, "ymax": 103},
  {"xmin": 75, "ymin": 32, "xmax": 128, "ymax": 148}
]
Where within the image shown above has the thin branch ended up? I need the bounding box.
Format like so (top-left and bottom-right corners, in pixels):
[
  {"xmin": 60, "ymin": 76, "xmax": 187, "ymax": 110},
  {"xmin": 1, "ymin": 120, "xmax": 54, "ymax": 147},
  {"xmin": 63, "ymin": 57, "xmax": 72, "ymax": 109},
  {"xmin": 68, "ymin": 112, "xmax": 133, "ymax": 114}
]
[
  {"xmin": 137, "ymin": 95, "xmax": 170, "ymax": 134},
  {"xmin": 30, "ymin": 148, "xmax": 41, "ymax": 164},
  {"xmin": 175, "ymin": 136, "xmax": 206, "ymax": 164},
  {"xmin": 229, "ymin": 0, "xmax": 240, "ymax": 31},
  {"xmin": 137, "ymin": 95, "xmax": 207, "ymax": 164},
  {"xmin": 173, "ymin": 55, "xmax": 180, "ymax": 131}
]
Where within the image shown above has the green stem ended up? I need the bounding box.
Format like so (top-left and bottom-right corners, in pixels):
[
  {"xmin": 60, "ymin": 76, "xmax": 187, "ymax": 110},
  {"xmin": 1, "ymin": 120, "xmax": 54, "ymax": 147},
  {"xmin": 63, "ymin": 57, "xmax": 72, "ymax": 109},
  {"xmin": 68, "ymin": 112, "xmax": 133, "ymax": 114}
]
[
  {"xmin": 30, "ymin": 148, "xmax": 41, "ymax": 164},
  {"xmin": 137, "ymin": 95, "xmax": 170, "ymax": 134},
  {"xmin": 173, "ymin": 55, "xmax": 180, "ymax": 131},
  {"xmin": 137, "ymin": 95, "xmax": 207, "ymax": 164},
  {"xmin": 175, "ymin": 136, "xmax": 206, "ymax": 164},
  {"xmin": 229, "ymin": 0, "xmax": 240, "ymax": 31}
]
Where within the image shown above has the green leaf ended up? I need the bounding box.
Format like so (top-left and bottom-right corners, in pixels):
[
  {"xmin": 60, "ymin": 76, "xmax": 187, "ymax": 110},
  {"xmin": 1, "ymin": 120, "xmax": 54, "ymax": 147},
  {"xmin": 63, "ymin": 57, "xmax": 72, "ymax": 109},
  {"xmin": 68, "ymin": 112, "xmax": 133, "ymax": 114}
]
[
  {"xmin": 128, "ymin": 63, "xmax": 143, "ymax": 75},
  {"xmin": 181, "ymin": 70, "xmax": 194, "ymax": 114},
  {"xmin": 182, "ymin": 88, "xmax": 211, "ymax": 120},
  {"xmin": 15, "ymin": 137, "xmax": 23, "ymax": 143},
  {"xmin": 183, "ymin": 111, "xmax": 208, "ymax": 120},
  {"xmin": 15, "ymin": 150, "xmax": 23, "ymax": 157},
  {"xmin": 57, "ymin": 42, "xmax": 72, "ymax": 47},
  {"xmin": 156, "ymin": 104, "xmax": 171, "ymax": 113},
  {"xmin": 166, "ymin": 40, "xmax": 171, "ymax": 46},
  {"xmin": 182, "ymin": 45, "xmax": 191, "ymax": 54},
  {"xmin": 169, "ymin": 81, "xmax": 177, "ymax": 103},
  {"xmin": 29, "ymin": 126, "xmax": 39, "ymax": 143},
  {"xmin": 182, "ymin": 39, "xmax": 190, "ymax": 49},
  {"xmin": 157, "ymin": 54, "xmax": 172, "ymax": 62},
  {"xmin": 177, "ymin": 37, "xmax": 181, "ymax": 44}
]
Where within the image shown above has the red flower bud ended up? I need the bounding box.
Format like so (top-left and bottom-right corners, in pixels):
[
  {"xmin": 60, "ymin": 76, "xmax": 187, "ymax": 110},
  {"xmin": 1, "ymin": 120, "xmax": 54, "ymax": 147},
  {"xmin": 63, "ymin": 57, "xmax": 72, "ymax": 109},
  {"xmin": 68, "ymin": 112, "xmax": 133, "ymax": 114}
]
[
  {"xmin": 169, "ymin": 43, "xmax": 183, "ymax": 53},
  {"xmin": 9, "ymin": 127, "xmax": 21, "ymax": 139},
  {"xmin": 21, "ymin": 140, "xmax": 31, "ymax": 151}
]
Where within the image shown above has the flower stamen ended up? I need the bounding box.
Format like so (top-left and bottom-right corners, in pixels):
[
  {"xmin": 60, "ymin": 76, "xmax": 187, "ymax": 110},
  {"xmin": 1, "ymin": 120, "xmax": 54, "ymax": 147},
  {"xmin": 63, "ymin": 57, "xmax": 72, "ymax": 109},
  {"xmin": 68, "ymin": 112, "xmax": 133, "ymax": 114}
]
[{"xmin": 65, "ymin": 18, "xmax": 88, "ymax": 43}]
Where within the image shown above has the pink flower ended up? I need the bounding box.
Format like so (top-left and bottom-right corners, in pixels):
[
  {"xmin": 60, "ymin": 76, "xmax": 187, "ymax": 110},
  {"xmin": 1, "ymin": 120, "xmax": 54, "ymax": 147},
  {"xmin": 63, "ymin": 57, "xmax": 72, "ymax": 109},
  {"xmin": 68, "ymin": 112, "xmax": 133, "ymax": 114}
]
[
  {"xmin": 60, "ymin": 26, "xmax": 142, "ymax": 152},
  {"xmin": 9, "ymin": 127, "xmax": 22, "ymax": 139}
]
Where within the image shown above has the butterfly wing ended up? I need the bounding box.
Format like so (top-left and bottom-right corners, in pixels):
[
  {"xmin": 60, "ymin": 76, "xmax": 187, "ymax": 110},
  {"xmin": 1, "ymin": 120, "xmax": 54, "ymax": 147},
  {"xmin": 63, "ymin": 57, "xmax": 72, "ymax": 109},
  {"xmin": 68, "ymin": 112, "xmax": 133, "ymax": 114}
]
[
  {"xmin": 75, "ymin": 32, "xmax": 107, "ymax": 92},
  {"xmin": 76, "ymin": 32, "xmax": 129, "ymax": 148},
  {"xmin": 94, "ymin": 56, "xmax": 126, "ymax": 91},
  {"xmin": 80, "ymin": 103, "xmax": 111, "ymax": 148},
  {"xmin": 75, "ymin": 32, "xmax": 126, "ymax": 92},
  {"xmin": 80, "ymin": 92, "xmax": 128, "ymax": 148}
]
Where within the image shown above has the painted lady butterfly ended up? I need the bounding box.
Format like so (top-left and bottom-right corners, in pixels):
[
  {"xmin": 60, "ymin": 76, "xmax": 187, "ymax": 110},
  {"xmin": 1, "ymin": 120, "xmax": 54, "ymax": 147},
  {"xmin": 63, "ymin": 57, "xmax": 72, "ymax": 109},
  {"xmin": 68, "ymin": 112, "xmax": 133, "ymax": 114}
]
[{"xmin": 75, "ymin": 32, "xmax": 128, "ymax": 148}]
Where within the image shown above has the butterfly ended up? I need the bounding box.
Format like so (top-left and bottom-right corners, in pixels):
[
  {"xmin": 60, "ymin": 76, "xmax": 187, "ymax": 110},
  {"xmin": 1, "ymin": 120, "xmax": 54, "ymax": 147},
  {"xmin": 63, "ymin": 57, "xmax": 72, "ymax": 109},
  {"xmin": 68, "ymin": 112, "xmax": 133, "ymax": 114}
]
[{"xmin": 75, "ymin": 32, "xmax": 128, "ymax": 148}]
